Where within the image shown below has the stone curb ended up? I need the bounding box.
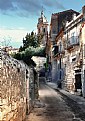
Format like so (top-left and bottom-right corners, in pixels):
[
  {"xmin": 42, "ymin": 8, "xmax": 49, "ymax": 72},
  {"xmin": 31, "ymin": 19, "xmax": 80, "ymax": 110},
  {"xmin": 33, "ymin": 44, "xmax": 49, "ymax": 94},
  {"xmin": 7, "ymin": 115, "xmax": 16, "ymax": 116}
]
[{"xmin": 46, "ymin": 82, "xmax": 85, "ymax": 106}]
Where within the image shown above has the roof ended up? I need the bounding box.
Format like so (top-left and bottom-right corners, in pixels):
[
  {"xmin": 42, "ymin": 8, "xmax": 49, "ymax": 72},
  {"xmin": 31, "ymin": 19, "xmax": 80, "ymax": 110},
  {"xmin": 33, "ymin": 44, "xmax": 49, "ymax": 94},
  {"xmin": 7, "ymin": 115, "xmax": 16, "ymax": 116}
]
[
  {"xmin": 52, "ymin": 9, "xmax": 79, "ymax": 16},
  {"xmin": 50, "ymin": 9, "xmax": 80, "ymax": 35}
]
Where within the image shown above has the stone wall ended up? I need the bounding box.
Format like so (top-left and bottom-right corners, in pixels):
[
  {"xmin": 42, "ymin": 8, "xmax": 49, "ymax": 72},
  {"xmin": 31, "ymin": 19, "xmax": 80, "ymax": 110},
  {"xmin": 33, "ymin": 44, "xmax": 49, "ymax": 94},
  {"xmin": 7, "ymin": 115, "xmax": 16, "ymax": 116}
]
[{"xmin": 0, "ymin": 51, "xmax": 30, "ymax": 121}]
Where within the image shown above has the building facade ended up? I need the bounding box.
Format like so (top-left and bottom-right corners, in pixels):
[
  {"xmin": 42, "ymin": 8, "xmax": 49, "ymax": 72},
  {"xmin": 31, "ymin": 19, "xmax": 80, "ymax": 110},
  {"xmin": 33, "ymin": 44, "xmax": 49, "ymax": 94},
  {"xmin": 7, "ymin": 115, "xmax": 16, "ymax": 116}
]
[
  {"xmin": 50, "ymin": 10, "xmax": 79, "ymax": 43},
  {"xmin": 80, "ymin": 6, "xmax": 85, "ymax": 97},
  {"xmin": 46, "ymin": 6, "xmax": 85, "ymax": 97},
  {"xmin": 63, "ymin": 13, "xmax": 83, "ymax": 94},
  {"xmin": 54, "ymin": 28, "xmax": 65, "ymax": 87},
  {"xmin": 48, "ymin": 9, "xmax": 79, "ymax": 83},
  {"xmin": 58, "ymin": 6, "xmax": 85, "ymax": 97}
]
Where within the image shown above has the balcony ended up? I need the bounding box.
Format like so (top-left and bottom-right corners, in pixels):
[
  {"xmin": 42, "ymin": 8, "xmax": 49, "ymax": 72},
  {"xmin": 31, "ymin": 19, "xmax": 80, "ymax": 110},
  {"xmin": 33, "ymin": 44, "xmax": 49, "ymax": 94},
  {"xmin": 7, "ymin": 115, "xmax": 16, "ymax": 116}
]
[
  {"xmin": 67, "ymin": 36, "xmax": 79, "ymax": 49},
  {"xmin": 58, "ymin": 47, "xmax": 65, "ymax": 54},
  {"xmin": 53, "ymin": 45, "xmax": 65, "ymax": 58}
]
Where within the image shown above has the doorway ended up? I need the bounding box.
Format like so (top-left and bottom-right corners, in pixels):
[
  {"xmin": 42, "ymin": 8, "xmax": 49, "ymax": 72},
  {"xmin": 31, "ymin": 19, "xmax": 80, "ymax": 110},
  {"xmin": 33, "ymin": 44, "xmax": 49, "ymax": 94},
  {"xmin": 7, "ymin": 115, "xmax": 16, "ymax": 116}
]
[
  {"xmin": 75, "ymin": 74, "xmax": 82, "ymax": 90},
  {"xmin": 75, "ymin": 69, "xmax": 82, "ymax": 92}
]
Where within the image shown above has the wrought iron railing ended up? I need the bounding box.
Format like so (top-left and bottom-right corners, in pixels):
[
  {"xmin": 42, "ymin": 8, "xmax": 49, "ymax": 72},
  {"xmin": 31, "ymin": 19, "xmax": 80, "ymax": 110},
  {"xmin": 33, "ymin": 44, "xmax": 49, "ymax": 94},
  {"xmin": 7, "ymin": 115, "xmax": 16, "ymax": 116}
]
[{"xmin": 67, "ymin": 36, "xmax": 79, "ymax": 48}]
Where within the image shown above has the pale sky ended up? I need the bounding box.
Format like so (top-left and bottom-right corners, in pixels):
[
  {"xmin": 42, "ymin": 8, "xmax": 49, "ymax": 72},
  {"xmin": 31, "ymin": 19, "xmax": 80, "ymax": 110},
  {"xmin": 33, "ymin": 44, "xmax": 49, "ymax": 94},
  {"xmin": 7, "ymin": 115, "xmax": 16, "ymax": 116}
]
[{"xmin": 0, "ymin": 0, "xmax": 85, "ymax": 48}]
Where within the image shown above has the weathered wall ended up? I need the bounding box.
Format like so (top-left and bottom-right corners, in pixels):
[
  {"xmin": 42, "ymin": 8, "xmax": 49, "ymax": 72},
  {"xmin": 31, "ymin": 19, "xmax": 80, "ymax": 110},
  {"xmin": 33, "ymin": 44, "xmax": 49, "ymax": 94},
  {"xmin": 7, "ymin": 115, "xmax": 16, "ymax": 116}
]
[
  {"xmin": 0, "ymin": 51, "xmax": 27, "ymax": 121},
  {"xmin": 81, "ymin": 23, "xmax": 85, "ymax": 97},
  {"xmin": 62, "ymin": 47, "xmax": 81, "ymax": 93},
  {"xmin": 51, "ymin": 60, "xmax": 58, "ymax": 83}
]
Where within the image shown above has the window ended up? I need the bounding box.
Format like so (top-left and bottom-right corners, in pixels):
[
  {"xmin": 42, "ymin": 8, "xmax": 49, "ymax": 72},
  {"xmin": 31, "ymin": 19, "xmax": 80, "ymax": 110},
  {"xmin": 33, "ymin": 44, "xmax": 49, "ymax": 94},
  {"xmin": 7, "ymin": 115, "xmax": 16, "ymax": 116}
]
[
  {"xmin": 54, "ymin": 45, "xmax": 58, "ymax": 55},
  {"xmin": 84, "ymin": 70, "xmax": 85, "ymax": 82},
  {"xmin": 71, "ymin": 32, "xmax": 75, "ymax": 37},
  {"xmin": 43, "ymin": 28, "xmax": 45, "ymax": 33},
  {"xmin": 67, "ymin": 55, "xmax": 69, "ymax": 61},
  {"xmin": 60, "ymin": 71, "xmax": 61, "ymax": 79},
  {"xmin": 57, "ymin": 60, "xmax": 60, "ymax": 69},
  {"xmin": 71, "ymin": 32, "xmax": 76, "ymax": 44},
  {"xmin": 59, "ymin": 42, "xmax": 62, "ymax": 52},
  {"xmin": 60, "ymin": 58, "xmax": 61, "ymax": 69},
  {"xmin": 38, "ymin": 28, "xmax": 40, "ymax": 33},
  {"xmin": 72, "ymin": 58, "xmax": 76, "ymax": 62},
  {"xmin": 67, "ymin": 33, "xmax": 68, "ymax": 40},
  {"xmin": 71, "ymin": 56, "xmax": 76, "ymax": 62}
]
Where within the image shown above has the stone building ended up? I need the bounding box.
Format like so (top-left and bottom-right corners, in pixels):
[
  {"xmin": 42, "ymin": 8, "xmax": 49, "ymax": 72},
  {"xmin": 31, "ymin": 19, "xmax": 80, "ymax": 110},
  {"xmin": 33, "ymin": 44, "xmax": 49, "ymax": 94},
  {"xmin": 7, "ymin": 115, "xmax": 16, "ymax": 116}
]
[
  {"xmin": 46, "ymin": 6, "xmax": 85, "ymax": 97},
  {"xmin": 47, "ymin": 9, "xmax": 79, "ymax": 83},
  {"xmin": 54, "ymin": 6, "xmax": 85, "ymax": 97},
  {"xmin": 53, "ymin": 28, "xmax": 65, "ymax": 87},
  {"xmin": 50, "ymin": 9, "xmax": 79, "ymax": 43},
  {"xmin": 37, "ymin": 10, "xmax": 49, "ymax": 47},
  {"xmin": 80, "ymin": 6, "xmax": 85, "ymax": 97},
  {"xmin": 63, "ymin": 13, "xmax": 83, "ymax": 94}
]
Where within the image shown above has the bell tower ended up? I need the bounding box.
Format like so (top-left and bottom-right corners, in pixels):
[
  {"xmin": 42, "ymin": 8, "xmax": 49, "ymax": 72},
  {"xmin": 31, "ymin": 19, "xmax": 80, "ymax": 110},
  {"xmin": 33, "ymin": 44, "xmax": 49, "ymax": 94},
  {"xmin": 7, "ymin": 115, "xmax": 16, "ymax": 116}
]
[{"xmin": 37, "ymin": 10, "xmax": 49, "ymax": 47}]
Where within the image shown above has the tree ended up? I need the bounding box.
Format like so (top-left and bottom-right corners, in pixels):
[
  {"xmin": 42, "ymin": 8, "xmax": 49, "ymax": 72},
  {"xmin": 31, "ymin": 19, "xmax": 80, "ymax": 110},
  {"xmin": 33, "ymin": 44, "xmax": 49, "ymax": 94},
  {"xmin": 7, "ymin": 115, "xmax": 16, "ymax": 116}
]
[
  {"xmin": 20, "ymin": 31, "xmax": 39, "ymax": 51},
  {"xmin": 13, "ymin": 46, "xmax": 46, "ymax": 66},
  {"xmin": 19, "ymin": 45, "xmax": 24, "ymax": 52},
  {"xmin": 13, "ymin": 31, "xmax": 46, "ymax": 66}
]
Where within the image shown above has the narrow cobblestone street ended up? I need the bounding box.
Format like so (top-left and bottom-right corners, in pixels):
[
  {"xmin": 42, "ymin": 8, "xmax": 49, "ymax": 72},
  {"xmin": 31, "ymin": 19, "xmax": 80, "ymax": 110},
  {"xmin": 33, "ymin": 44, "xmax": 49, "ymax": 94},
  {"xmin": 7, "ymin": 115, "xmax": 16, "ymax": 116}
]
[{"xmin": 26, "ymin": 82, "xmax": 84, "ymax": 121}]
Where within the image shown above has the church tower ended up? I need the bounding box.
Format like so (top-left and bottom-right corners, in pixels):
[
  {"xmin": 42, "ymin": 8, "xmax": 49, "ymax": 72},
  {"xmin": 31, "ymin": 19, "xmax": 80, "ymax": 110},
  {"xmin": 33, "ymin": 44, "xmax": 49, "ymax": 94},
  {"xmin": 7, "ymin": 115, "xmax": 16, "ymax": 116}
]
[{"xmin": 37, "ymin": 10, "xmax": 49, "ymax": 47}]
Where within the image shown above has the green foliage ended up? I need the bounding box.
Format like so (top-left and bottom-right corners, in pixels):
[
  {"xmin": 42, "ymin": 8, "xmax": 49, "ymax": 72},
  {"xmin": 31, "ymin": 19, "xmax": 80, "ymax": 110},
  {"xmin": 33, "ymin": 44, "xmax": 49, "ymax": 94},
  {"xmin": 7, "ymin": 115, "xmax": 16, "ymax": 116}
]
[
  {"xmin": 13, "ymin": 52, "xmax": 21, "ymax": 60},
  {"xmin": 19, "ymin": 31, "xmax": 39, "ymax": 52},
  {"xmin": 13, "ymin": 31, "xmax": 46, "ymax": 66},
  {"xmin": 13, "ymin": 46, "xmax": 46, "ymax": 66},
  {"xmin": 19, "ymin": 46, "xmax": 25, "ymax": 52},
  {"xmin": 34, "ymin": 46, "xmax": 46, "ymax": 57}
]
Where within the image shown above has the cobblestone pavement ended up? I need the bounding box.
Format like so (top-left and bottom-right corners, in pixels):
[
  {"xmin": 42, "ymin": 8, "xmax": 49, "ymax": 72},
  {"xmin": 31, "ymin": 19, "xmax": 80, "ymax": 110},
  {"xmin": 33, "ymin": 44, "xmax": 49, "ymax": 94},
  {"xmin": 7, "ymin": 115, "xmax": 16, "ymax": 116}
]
[{"xmin": 26, "ymin": 83, "xmax": 83, "ymax": 121}]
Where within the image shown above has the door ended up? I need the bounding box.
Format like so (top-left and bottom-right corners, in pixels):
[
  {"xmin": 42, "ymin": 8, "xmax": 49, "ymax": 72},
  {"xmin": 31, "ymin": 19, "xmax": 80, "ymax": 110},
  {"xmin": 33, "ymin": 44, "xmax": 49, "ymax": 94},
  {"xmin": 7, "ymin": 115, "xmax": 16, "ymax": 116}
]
[{"xmin": 75, "ymin": 74, "xmax": 82, "ymax": 90}]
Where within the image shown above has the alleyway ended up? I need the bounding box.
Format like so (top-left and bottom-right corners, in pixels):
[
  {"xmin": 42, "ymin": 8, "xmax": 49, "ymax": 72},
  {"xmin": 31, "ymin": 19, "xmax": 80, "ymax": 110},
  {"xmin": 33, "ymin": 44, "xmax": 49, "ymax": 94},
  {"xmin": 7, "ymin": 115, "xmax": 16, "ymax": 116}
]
[{"xmin": 26, "ymin": 81, "xmax": 85, "ymax": 121}]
